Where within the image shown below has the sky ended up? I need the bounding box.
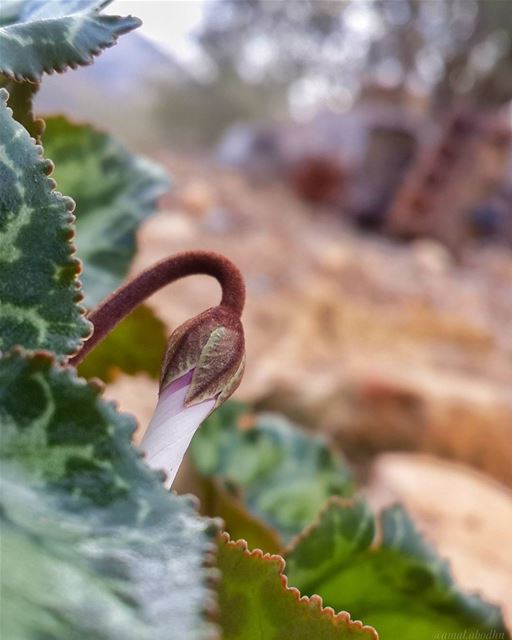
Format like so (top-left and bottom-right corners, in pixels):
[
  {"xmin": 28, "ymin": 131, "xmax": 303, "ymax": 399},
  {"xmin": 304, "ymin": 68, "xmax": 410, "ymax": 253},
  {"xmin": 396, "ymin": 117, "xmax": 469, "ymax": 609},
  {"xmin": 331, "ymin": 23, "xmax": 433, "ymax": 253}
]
[{"xmin": 110, "ymin": 0, "xmax": 209, "ymax": 64}]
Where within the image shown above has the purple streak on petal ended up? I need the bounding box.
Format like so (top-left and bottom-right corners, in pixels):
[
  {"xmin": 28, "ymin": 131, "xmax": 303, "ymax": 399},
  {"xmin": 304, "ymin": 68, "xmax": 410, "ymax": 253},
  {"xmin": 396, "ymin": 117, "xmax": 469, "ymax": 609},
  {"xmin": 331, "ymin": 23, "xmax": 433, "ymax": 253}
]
[{"xmin": 160, "ymin": 369, "xmax": 194, "ymax": 397}]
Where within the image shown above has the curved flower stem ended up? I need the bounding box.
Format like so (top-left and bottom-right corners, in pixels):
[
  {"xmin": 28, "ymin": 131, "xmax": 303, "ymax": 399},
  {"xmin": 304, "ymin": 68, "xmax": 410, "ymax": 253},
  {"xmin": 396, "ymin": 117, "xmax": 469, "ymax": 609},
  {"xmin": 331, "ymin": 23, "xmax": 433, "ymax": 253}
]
[{"xmin": 69, "ymin": 250, "xmax": 245, "ymax": 366}]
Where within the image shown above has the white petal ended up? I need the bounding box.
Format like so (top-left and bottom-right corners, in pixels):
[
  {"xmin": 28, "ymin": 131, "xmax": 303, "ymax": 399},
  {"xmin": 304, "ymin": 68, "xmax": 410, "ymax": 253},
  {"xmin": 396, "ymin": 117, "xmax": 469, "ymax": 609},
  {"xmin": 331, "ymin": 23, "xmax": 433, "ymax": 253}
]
[{"xmin": 139, "ymin": 374, "xmax": 215, "ymax": 489}]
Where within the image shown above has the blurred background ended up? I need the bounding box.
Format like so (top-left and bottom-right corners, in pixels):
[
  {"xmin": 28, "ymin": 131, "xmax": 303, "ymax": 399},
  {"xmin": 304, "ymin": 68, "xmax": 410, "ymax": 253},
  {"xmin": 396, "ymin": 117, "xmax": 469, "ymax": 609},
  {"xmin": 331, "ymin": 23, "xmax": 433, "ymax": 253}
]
[{"xmin": 37, "ymin": 0, "xmax": 512, "ymax": 627}]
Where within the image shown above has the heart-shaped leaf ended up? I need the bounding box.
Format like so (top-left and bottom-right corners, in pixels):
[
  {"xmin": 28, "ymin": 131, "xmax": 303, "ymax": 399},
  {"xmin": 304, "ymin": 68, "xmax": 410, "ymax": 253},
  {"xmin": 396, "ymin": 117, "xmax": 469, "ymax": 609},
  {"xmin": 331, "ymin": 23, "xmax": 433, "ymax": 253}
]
[
  {"xmin": 0, "ymin": 349, "xmax": 219, "ymax": 640},
  {"xmin": 217, "ymin": 534, "xmax": 378, "ymax": 640},
  {"xmin": 42, "ymin": 116, "xmax": 169, "ymax": 307},
  {"xmin": 285, "ymin": 499, "xmax": 509, "ymax": 640},
  {"xmin": 0, "ymin": 89, "xmax": 90, "ymax": 355},
  {"xmin": 0, "ymin": 0, "xmax": 140, "ymax": 82},
  {"xmin": 190, "ymin": 402, "xmax": 354, "ymax": 542}
]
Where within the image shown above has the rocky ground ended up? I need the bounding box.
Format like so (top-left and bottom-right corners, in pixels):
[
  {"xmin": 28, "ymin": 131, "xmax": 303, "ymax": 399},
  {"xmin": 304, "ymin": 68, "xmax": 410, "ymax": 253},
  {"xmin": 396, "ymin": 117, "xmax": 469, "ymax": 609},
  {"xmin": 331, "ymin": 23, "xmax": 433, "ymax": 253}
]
[{"xmin": 106, "ymin": 153, "xmax": 512, "ymax": 627}]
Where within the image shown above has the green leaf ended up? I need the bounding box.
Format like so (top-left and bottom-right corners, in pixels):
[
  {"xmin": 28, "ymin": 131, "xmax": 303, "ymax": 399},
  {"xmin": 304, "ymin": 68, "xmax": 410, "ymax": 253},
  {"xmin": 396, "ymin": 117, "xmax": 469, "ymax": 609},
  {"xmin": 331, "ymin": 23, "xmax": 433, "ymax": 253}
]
[
  {"xmin": 195, "ymin": 475, "xmax": 283, "ymax": 554},
  {"xmin": 0, "ymin": 74, "xmax": 44, "ymax": 140},
  {"xmin": 0, "ymin": 90, "xmax": 90, "ymax": 355},
  {"xmin": 217, "ymin": 534, "xmax": 378, "ymax": 640},
  {"xmin": 285, "ymin": 500, "xmax": 510, "ymax": 640},
  {"xmin": 190, "ymin": 402, "xmax": 354, "ymax": 543},
  {"xmin": 43, "ymin": 116, "xmax": 169, "ymax": 307},
  {"xmin": 77, "ymin": 304, "xmax": 168, "ymax": 382},
  {"xmin": 0, "ymin": 0, "xmax": 140, "ymax": 82},
  {"xmin": 0, "ymin": 349, "xmax": 219, "ymax": 640}
]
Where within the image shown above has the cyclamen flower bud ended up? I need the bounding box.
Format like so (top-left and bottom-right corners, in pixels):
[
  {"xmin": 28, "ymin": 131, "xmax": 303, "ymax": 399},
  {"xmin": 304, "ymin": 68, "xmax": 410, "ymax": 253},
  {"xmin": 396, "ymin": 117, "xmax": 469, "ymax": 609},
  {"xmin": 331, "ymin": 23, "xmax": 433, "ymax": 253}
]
[
  {"xmin": 139, "ymin": 305, "xmax": 245, "ymax": 488},
  {"xmin": 68, "ymin": 251, "xmax": 245, "ymax": 488}
]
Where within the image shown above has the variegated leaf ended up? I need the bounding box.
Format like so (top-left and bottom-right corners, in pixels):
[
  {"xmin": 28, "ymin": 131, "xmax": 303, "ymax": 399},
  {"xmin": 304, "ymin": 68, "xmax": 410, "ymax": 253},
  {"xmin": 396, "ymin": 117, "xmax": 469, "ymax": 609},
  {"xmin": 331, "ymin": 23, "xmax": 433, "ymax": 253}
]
[
  {"xmin": 0, "ymin": 89, "xmax": 90, "ymax": 355},
  {"xmin": 0, "ymin": 0, "xmax": 140, "ymax": 82},
  {"xmin": 0, "ymin": 73, "xmax": 44, "ymax": 140},
  {"xmin": 0, "ymin": 349, "xmax": 219, "ymax": 640}
]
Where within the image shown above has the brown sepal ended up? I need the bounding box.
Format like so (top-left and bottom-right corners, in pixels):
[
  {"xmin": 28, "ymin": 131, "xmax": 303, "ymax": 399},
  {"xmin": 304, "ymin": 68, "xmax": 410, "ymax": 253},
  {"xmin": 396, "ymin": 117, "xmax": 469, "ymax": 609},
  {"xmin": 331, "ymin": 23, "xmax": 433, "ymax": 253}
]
[{"xmin": 159, "ymin": 305, "xmax": 245, "ymax": 408}]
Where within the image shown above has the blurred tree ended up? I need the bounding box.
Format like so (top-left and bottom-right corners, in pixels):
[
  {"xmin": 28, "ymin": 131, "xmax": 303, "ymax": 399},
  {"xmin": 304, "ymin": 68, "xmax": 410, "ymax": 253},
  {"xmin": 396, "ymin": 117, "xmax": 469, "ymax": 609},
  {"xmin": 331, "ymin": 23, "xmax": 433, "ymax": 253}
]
[
  {"xmin": 152, "ymin": 0, "xmax": 353, "ymax": 147},
  {"xmin": 152, "ymin": 64, "xmax": 288, "ymax": 148},
  {"xmin": 153, "ymin": 0, "xmax": 512, "ymax": 148},
  {"xmin": 200, "ymin": 0, "xmax": 512, "ymax": 110}
]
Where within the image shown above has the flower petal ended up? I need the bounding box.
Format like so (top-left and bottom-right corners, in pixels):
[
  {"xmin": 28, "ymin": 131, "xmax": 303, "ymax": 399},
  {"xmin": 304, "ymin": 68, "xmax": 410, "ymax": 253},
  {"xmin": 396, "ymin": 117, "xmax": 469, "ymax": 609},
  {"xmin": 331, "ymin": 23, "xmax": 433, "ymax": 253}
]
[{"xmin": 140, "ymin": 370, "xmax": 215, "ymax": 488}]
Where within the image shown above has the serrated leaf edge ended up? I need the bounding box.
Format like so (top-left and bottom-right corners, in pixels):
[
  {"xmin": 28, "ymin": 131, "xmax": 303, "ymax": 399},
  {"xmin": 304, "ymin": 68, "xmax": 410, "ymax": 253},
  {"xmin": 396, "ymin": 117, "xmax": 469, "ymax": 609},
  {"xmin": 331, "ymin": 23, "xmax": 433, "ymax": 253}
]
[
  {"xmin": 204, "ymin": 476, "xmax": 283, "ymax": 554},
  {"xmin": 1, "ymin": 88, "xmax": 92, "ymax": 354},
  {"xmin": 2, "ymin": 347, "xmax": 224, "ymax": 640},
  {"xmin": 283, "ymin": 495, "xmax": 370, "ymax": 555},
  {"xmin": 379, "ymin": 502, "xmax": 510, "ymax": 620},
  {"xmin": 0, "ymin": 76, "xmax": 45, "ymax": 142},
  {"xmin": 284, "ymin": 496, "xmax": 509, "ymax": 634},
  {"xmin": 1, "ymin": 14, "xmax": 142, "ymax": 83},
  {"xmin": 219, "ymin": 532, "xmax": 379, "ymax": 639},
  {"xmin": 3, "ymin": 346, "xmax": 163, "ymax": 481}
]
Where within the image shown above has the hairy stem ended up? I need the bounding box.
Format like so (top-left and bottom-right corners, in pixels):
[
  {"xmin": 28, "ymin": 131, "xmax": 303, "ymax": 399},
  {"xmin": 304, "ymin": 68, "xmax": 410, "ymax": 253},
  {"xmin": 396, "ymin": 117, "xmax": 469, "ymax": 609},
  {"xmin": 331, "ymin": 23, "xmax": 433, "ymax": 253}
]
[{"xmin": 70, "ymin": 251, "xmax": 245, "ymax": 366}]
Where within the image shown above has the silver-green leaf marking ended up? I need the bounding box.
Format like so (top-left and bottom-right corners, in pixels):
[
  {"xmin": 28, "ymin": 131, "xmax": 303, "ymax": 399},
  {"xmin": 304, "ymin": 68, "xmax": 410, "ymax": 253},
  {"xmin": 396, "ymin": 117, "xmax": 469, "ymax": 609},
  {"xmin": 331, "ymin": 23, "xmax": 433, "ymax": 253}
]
[{"xmin": 0, "ymin": 88, "xmax": 90, "ymax": 355}]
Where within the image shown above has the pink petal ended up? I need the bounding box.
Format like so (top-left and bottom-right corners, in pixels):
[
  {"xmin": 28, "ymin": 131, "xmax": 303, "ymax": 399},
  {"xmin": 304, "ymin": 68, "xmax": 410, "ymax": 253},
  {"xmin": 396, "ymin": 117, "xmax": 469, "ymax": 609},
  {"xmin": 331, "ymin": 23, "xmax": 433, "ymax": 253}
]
[{"xmin": 139, "ymin": 370, "xmax": 215, "ymax": 489}]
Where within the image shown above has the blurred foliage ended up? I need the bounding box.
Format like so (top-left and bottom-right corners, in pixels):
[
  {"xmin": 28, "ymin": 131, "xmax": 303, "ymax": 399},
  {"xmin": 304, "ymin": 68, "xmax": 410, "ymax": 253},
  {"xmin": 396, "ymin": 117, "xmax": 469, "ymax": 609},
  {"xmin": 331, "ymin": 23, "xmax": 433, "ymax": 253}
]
[
  {"xmin": 190, "ymin": 402, "xmax": 355, "ymax": 542},
  {"xmin": 77, "ymin": 304, "xmax": 168, "ymax": 383},
  {"xmin": 152, "ymin": 66, "xmax": 288, "ymax": 148},
  {"xmin": 199, "ymin": 0, "xmax": 512, "ymax": 109},
  {"xmin": 189, "ymin": 402, "xmax": 510, "ymax": 640},
  {"xmin": 43, "ymin": 116, "xmax": 169, "ymax": 308},
  {"xmin": 286, "ymin": 501, "xmax": 509, "ymax": 640}
]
